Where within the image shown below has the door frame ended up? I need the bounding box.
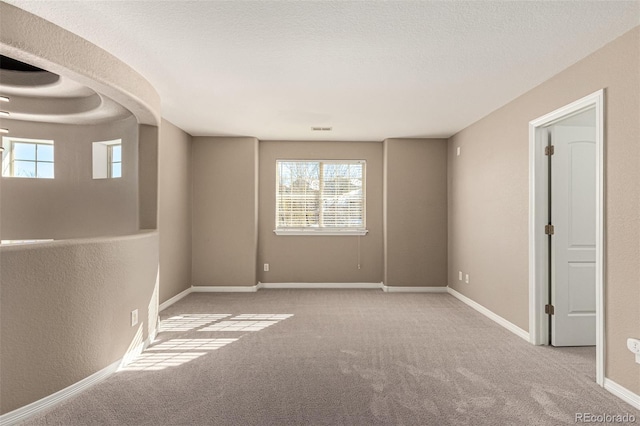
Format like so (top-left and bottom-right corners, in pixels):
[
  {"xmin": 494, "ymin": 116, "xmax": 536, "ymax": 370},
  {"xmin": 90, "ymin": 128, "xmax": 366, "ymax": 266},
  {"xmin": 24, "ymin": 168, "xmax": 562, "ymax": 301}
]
[{"xmin": 528, "ymin": 89, "xmax": 605, "ymax": 386}]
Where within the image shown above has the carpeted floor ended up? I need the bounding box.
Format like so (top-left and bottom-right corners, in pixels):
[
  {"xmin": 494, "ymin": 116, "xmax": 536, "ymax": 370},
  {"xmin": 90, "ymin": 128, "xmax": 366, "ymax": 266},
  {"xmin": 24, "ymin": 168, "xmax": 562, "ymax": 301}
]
[{"xmin": 24, "ymin": 290, "xmax": 639, "ymax": 425}]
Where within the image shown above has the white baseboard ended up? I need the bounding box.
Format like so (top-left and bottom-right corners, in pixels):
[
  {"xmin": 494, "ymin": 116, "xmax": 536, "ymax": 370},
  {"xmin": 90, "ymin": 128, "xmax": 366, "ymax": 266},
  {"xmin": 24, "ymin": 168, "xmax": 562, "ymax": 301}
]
[
  {"xmin": 159, "ymin": 287, "xmax": 192, "ymax": 311},
  {"xmin": 192, "ymin": 285, "xmax": 259, "ymax": 292},
  {"xmin": 447, "ymin": 287, "xmax": 530, "ymax": 342},
  {"xmin": 158, "ymin": 283, "xmax": 461, "ymax": 312},
  {"xmin": 1, "ymin": 332, "xmax": 154, "ymax": 426},
  {"xmin": 259, "ymin": 282, "xmax": 383, "ymax": 289},
  {"xmin": 0, "ymin": 359, "xmax": 121, "ymax": 426},
  {"xmin": 383, "ymin": 285, "xmax": 448, "ymax": 293},
  {"xmin": 604, "ymin": 378, "xmax": 640, "ymax": 410},
  {"xmin": 1, "ymin": 328, "xmax": 155, "ymax": 426}
]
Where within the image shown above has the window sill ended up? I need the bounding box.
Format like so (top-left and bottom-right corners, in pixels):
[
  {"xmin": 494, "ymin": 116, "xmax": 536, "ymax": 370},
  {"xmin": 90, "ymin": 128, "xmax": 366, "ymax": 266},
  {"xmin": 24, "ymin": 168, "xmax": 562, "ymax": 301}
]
[
  {"xmin": 274, "ymin": 229, "xmax": 368, "ymax": 236},
  {"xmin": 1, "ymin": 175, "xmax": 55, "ymax": 180}
]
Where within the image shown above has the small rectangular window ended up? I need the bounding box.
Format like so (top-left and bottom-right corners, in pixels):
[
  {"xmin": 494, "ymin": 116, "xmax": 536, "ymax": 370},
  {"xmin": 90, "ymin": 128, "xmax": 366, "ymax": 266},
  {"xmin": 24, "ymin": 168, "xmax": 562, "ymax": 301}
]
[
  {"xmin": 109, "ymin": 144, "xmax": 122, "ymax": 178},
  {"xmin": 92, "ymin": 139, "xmax": 122, "ymax": 179},
  {"xmin": 1, "ymin": 137, "xmax": 55, "ymax": 179},
  {"xmin": 275, "ymin": 160, "xmax": 367, "ymax": 236}
]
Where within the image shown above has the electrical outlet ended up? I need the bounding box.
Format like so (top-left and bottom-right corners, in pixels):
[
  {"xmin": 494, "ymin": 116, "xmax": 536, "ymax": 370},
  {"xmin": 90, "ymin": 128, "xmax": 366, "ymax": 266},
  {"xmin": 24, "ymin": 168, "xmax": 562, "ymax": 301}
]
[
  {"xmin": 458, "ymin": 271, "xmax": 462, "ymax": 281},
  {"xmin": 629, "ymin": 339, "xmax": 640, "ymax": 364},
  {"xmin": 263, "ymin": 263, "xmax": 269, "ymax": 272},
  {"xmin": 131, "ymin": 309, "xmax": 138, "ymax": 327},
  {"xmin": 465, "ymin": 274, "xmax": 469, "ymax": 284},
  {"xmin": 456, "ymin": 147, "xmax": 461, "ymax": 156}
]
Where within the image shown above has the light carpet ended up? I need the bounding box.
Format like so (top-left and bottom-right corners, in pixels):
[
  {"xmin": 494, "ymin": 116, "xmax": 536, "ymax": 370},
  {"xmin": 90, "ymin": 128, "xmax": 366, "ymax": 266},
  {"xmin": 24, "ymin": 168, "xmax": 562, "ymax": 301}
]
[{"xmin": 24, "ymin": 290, "xmax": 639, "ymax": 425}]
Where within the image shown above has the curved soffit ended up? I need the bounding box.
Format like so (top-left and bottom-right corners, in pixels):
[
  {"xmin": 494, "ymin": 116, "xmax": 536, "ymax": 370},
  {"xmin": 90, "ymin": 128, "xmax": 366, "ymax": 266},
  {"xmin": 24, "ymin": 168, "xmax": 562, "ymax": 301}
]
[
  {"xmin": 0, "ymin": 2, "xmax": 161, "ymax": 127},
  {"xmin": 0, "ymin": 67, "xmax": 134, "ymax": 125}
]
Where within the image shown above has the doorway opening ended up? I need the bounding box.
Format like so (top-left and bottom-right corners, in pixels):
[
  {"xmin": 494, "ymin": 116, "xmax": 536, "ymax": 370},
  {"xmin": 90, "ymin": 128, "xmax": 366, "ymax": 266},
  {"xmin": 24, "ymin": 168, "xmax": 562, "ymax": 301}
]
[{"xmin": 528, "ymin": 90, "xmax": 605, "ymax": 386}]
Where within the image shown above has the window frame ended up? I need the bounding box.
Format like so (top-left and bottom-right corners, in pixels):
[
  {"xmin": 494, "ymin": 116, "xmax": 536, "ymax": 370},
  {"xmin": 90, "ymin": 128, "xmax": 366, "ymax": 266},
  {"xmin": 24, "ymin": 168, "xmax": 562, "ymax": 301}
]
[
  {"xmin": 274, "ymin": 159, "xmax": 368, "ymax": 236},
  {"xmin": 1, "ymin": 136, "xmax": 55, "ymax": 179},
  {"xmin": 92, "ymin": 139, "xmax": 122, "ymax": 179},
  {"xmin": 107, "ymin": 143, "xmax": 122, "ymax": 178}
]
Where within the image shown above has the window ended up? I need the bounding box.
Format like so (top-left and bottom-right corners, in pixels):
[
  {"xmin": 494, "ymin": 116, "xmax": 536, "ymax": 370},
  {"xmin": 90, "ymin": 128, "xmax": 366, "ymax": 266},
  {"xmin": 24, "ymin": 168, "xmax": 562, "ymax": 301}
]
[
  {"xmin": 92, "ymin": 139, "xmax": 121, "ymax": 179},
  {"xmin": 275, "ymin": 160, "xmax": 366, "ymax": 235},
  {"xmin": 108, "ymin": 144, "xmax": 122, "ymax": 178},
  {"xmin": 1, "ymin": 137, "xmax": 54, "ymax": 178}
]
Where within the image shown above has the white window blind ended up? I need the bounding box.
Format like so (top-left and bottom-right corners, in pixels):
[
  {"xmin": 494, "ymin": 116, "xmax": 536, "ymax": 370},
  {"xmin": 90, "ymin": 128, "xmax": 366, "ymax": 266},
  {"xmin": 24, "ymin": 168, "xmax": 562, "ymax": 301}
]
[{"xmin": 275, "ymin": 160, "xmax": 366, "ymax": 235}]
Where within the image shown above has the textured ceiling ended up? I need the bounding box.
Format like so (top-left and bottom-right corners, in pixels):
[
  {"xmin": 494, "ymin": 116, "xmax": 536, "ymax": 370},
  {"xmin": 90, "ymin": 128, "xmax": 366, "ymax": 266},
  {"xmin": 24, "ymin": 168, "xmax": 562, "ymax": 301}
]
[{"xmin": 4, "ymin": 1, "xmax": 639, "ymax": 140}]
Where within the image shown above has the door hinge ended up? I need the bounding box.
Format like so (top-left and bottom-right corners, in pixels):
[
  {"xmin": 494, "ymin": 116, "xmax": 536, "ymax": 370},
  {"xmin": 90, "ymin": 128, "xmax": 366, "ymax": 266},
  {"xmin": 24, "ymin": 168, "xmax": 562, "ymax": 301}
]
[
  {"xmin": 545, "ymin": 145, "xmax": 555, "ymax": 156},
  {"xmin": 545, "ymin": 304, "xmax": 555, "ymax": 315},
  {"xmin": 545, "ymin": 224, "xmax": 555, "ymax": 235}
]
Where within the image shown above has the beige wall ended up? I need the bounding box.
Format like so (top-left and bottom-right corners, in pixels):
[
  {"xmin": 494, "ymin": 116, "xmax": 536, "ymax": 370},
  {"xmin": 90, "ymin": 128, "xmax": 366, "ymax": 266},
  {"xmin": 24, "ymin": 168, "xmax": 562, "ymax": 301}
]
[
  {"xmin": 258, "ymin": 141, "xmax": 384, "ymax": 283},
  {"xmin": 0, "ymin": 232, "xmax": 159, "ymax": 414},
  {"xmin": 158, "ymin": 119, "xmax": 192, "ymax": 303},
  {"xmin": 384, "ymin": 138, "xmax": 448, "ymax": 287},
  {"xmin": 139, "ymin": 124, "xmax": 159, "ymax": 230},
  {"xmin": 192, "ymin": 137, "xmax": 259, "ymax": 287},
  {"xmin": 448, "ymin": 27, "xmax": 640, "ymax": 393},
  {"xmin": 1, "ymin": 116, "xmax": 139, "ymax": 240},
  {"xmin": 193, "ymin": 138, "xmax": 446, "ymax": 287}
]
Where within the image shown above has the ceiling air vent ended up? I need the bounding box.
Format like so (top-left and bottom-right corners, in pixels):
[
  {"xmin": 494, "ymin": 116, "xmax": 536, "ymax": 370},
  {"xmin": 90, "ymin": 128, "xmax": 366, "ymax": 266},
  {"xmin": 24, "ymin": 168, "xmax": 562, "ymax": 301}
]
[{"xmin": 311, "ymin": 126, "xmax": 332, "ymax": 131}]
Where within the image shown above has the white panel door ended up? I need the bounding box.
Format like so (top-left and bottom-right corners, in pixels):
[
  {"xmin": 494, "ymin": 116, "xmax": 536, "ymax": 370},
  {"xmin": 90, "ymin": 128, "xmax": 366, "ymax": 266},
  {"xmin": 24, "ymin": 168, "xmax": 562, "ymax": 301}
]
[{"xmin": 550, "ymin": 124, "xmax": 596, "ymax": 347}]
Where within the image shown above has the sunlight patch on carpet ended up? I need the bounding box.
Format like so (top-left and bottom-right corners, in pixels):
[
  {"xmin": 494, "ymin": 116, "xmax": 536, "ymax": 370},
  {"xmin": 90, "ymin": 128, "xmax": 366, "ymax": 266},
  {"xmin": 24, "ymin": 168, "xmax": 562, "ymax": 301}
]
[
  {"xmin": 121, "ymin": 314, "xmax": 294, "ymax": 371},
  {"xmin": 119, "ymin": 338, "xmax": 239, "ymax": 371},
  {"xmin": 160, "ymin": 314, "xmax": 232, "ymax": 332},
  {"xmin": 200, "ymin": 320, "xmax": 280, "ymax": 332},
  {"xmin": 199, "ymin": 313, "xmax": 294, "ymax": 332}
]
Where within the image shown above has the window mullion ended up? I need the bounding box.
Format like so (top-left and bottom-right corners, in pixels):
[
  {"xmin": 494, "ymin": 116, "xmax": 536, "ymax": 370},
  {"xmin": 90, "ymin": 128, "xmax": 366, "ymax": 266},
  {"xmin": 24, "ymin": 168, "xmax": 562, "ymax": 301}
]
[
  {"xmin": 9, "ymin": 140, "xmax": 14, "ymax": 175},
  {"xmin": 34, "ymin": 143, "xmax": 38, "ymax": 177},
  {"xmin": 107, "ymin": 145, "xmax": 112, "ymax": 178},
  {"xmin": 318, "ymin": 161, "xmax": 324, "ymax": 227}
]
